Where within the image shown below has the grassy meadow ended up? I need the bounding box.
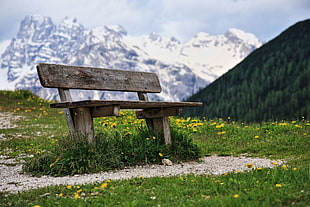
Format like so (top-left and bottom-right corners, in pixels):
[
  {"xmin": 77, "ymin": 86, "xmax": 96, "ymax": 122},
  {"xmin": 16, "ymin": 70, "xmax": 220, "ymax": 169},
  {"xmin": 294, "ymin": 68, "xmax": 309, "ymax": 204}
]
[{"xmin": 0, "ymin": 90, "xmax": 309, "ymax": 206}]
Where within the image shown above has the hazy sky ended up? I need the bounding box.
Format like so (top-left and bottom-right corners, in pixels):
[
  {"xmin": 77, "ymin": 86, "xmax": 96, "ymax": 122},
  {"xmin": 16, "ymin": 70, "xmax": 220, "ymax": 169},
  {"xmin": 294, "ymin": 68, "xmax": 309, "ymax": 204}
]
[{"xmin": 0, "ymin": 0, "xmax": 309, "ymax": 42}]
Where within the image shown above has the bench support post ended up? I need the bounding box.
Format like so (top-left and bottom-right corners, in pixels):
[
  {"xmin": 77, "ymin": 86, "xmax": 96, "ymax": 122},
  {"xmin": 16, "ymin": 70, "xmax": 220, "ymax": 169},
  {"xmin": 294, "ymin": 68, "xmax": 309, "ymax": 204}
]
[
  {"xmin": 58, "ymin": 88, "xmax": 95, "ymax": 143},
  {"xmin": 72, "ymin": 107, "xmax": 94, "ymax": 143},
  {"xmin": 136, "ymin": 92, "xmax": 175, "ymax": 145},
  {"xmin": 150, "ymin": 117, "xmax": 172, "ymax": 145}
]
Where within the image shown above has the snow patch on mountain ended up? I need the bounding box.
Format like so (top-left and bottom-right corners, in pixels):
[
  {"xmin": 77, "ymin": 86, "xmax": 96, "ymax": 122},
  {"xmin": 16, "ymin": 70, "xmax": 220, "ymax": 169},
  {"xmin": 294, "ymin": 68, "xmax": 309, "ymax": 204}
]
[{"xmin": 0, "ymin": 15, "xmax": 262, "ymax": 101}]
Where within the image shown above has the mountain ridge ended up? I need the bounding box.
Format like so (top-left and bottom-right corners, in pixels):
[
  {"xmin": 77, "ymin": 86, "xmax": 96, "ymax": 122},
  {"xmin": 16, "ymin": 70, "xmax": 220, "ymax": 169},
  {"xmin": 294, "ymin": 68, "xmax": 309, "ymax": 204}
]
[{"xmin": 0, "ymin": 15, "xmax": 262, "ymax": 101}]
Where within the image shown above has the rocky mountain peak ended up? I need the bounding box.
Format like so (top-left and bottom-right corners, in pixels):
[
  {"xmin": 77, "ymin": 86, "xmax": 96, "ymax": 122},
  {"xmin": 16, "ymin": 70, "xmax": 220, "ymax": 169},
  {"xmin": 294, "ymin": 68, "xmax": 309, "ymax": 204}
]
[{"xmin": 0, "ymin": 15, "xmax": 262, "ymax": 101}]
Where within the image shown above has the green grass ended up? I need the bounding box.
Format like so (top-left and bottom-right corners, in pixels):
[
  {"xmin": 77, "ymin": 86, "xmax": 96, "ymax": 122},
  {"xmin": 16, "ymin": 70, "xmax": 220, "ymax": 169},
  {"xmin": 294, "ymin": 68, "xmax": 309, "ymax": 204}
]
[{"xmin": 0, "ymin": 90, "xmax": 309, "ymax": 206}]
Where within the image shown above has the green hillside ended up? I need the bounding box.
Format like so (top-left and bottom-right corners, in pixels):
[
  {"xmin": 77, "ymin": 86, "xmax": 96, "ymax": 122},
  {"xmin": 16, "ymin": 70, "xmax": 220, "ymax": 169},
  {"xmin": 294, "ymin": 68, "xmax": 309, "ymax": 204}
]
[{"xmin": 185, "ymin": 19, "xmax": 310, "ymax": 122}]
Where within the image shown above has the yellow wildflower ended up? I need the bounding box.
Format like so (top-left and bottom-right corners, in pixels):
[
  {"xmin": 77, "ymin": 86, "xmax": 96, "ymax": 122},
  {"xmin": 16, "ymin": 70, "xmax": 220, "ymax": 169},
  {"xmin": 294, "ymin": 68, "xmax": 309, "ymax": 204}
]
[
  {"xmin": 254, "ymin": 135, "xmax": 259, "ymax": 139},
  {"xmin": 270, "ymin": 161, "xmax": 278, "ymax": 165},
  {"xmin": 246, "ymin": 163, "xmax": 254, "ymax": 168},
  {"xmin": 101, "ymin": 183, "xmax": 108, "ymax": 188},
  {"xmin": 158, "ymin": 153, "xmax": 163, "ymax": 157},
  {"xmin": 216, "ymin": 123, "xmax": 225, "ymax": 128},
  {"xmin": 233, "ymin": 194, "xmax": 239, "ymax": 198},
  {"xmin": 275, "ymin": 184, "xmax": 282, "ymax": 187},
  {"xmin": 73, "ymin": 193, "xmax": 80, "ymax": 199},
  {"xmin": 66, "ymin": 185, "xmax": 73, "ymax": 189}
]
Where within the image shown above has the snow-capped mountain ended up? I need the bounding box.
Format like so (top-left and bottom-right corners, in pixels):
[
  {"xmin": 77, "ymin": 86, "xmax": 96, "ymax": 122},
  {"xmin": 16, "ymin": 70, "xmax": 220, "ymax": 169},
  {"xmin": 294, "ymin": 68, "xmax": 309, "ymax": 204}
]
[{"xmin": 0, "ymin": 15, "xmax": 262, "ymax": 101}]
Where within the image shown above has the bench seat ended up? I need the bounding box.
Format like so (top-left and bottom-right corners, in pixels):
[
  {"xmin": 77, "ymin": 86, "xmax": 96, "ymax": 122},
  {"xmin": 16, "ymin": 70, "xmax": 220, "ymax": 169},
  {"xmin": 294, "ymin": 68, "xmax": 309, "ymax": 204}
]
[{"xmin": 51, "ymin": 100, "xmax": 202, "ymax": 109}]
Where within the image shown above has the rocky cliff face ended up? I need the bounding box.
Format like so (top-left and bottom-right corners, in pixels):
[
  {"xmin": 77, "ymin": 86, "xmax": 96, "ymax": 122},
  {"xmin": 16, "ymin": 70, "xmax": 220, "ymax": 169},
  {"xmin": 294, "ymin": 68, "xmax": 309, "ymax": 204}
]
[{"xmin": 0, "ymin": 15, "xmax": 262, "ymax": 101}]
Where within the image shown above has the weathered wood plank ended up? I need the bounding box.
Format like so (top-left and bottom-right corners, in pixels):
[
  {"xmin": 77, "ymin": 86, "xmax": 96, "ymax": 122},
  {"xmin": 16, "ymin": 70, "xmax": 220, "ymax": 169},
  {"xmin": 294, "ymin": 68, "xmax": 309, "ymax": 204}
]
[
  {"xmin": 50, "ymin": 100, "xmax": 203, "ymax": 109},
  {"xmin": 37, "ymin": 63, "xmax": 162, "ymax": 93},
  {"xmin": 136, "ymin": 107, "xmax": 182, "ymax": 119},
  {"xmin": 91, "ymin": 105, "xmax": 120, "ymax": 117}
]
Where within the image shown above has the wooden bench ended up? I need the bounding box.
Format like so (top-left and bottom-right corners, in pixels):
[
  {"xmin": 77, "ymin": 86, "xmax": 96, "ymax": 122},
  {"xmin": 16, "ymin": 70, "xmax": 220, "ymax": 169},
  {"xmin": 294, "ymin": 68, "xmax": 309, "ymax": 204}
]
[{"xmin": 37, "ymin": 63, "xmax": 202, "ymax": 145}]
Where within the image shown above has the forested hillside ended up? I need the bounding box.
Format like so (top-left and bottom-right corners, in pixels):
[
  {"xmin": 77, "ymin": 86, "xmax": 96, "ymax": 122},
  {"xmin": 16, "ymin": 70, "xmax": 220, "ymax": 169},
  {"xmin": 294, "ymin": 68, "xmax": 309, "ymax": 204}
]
[{"xmin": 185, "ymin": 19, "xmax": 310, "ymax": 122}]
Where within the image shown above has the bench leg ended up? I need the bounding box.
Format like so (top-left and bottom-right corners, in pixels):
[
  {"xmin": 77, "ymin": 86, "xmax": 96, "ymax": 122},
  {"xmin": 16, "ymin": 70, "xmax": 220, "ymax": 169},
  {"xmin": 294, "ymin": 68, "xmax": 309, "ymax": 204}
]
[
  {"xmin": 146, "ymin": 117, "xmax": 172, "ymax": 145},
  {"xmin": 70, "ymin": 108, "xmax": 95, "ymax": 143}
]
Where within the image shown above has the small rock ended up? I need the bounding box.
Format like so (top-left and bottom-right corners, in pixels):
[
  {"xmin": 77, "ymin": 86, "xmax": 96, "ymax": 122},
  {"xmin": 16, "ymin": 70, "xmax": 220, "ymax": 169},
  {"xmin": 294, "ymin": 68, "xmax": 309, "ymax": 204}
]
[{"xmin": 162, "ymin": 159, "xmax": 173, "ymax": 166}]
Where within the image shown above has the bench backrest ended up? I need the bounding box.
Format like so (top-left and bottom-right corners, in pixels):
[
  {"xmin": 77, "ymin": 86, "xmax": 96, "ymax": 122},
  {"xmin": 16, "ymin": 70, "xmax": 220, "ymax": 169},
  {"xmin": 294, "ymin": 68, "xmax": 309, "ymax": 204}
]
[{"xmin": 36, "ymin": 63, "xmax": 162, "ymax": 93}]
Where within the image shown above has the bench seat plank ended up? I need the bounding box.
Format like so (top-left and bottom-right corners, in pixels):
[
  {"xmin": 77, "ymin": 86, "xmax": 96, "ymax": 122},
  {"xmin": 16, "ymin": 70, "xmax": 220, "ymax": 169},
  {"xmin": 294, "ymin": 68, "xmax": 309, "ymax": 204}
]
[{"xmin": 50, "ymin": 100, "xmax": 202, "ymax": 109}]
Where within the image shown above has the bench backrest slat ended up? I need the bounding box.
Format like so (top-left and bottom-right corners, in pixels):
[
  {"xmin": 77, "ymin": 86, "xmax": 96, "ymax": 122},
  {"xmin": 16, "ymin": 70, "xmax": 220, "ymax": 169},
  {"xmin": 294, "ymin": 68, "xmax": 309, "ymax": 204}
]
[{"xmin": 37, "ymin": 63, "xmax": 162, "ymax": 93}]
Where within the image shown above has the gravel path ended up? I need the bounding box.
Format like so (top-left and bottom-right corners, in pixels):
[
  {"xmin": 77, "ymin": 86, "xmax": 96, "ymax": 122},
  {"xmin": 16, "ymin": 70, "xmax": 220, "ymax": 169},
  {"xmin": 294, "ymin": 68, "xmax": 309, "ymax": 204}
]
[{"xmin": 0, "ymin": 155, "xmax": 283, "ymax": 193}]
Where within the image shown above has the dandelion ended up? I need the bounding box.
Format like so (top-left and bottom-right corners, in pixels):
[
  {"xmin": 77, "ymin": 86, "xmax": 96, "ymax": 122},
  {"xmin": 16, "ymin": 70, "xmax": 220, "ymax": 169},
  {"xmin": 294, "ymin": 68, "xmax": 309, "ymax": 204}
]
[
  {"xmin": 49, "ymin": 163, "xmax": 54, "ymax": 168},
  {"xmin": 254, "ymin": 135, "xmax": 259, "ymax": 139},
  {"xmin": 257, "ymin": 167, "xmax": 262, "ymax": 171},
  {"xmin": 246, "ymin": 163, "xmax": 254, "ymax": 168},
  {"xmin": 58, "ymin": 193, "xmax": 64, "ymax": 197},
  {"xmin": 270, "ymin": 161, "xmax": 278, "ymax": 165},
  {"xmin": 216, "ymin": 123, "xmax": 225, "ymax": 128},
  {"xmin": 217, "ymin": 131, "xmax": 226, "ymax": 135},
  {"xmin": 152, "ymin": 136, "xmax": 156, "ymax": 140},
  {"xmin": 179, "ymin": 177, "xmax": 184, "ymax": 180},
  {"xmin": 73, "ymin": 193, "xmax": 80, "ymax": 199},
  {"xmin": 66, "ymin": 185, "xmax": 73, "ymax": 189},
  {"xmin": 158, "ymin": 153, "xmax": 163, "ymax": 157},
  {"xmin": 32, "ymin": 205, "xmax": 41, "ymax": 207},
  {"xmin": 101, "ymin": 183, "xmax": 108, "ymax": 188},
  {"xmin": 275, "ymin": 184, "xmax": 282, "ymax": 188},
  {"xmin": 293, "ymin": 168, "xmax": 298, "ymax": 171},
  {"xmin": 233, "ymin": 194, "xmax": 239, "ymax": 198}
]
